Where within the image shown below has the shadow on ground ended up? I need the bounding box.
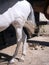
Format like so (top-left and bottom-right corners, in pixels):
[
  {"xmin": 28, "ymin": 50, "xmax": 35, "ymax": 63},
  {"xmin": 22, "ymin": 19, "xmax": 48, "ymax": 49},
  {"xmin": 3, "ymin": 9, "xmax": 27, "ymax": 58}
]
[
  {"xmin": 27, "ymin": 39, "xmax": 49, "ymax": 46},
  {"xmin": 0, "ymin": 53, "xmax": 12, "ymax": 63}
]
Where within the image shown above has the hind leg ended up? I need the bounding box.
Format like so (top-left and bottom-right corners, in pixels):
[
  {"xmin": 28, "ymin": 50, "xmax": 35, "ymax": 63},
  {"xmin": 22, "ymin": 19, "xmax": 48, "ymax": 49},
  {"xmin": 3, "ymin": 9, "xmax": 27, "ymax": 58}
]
[
  {"xmin": 19, "ymin": 30, "xmax": 28, "ymax": 61},
  {"xmin": 22, "ymin": 30, "xmax": 27, "ymax": 56}
]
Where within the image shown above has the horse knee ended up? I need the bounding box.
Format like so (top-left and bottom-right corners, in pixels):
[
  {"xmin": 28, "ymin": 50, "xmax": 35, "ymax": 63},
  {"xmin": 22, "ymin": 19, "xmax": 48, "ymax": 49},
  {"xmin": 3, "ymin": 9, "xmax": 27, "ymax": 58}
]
[
  {"xmin": 17, "ymin": 36, "xmax": 22, "ymax": 42},
  {"xmin": 22, "ymin": 30, "xmax": 27, "ymax": 42}
]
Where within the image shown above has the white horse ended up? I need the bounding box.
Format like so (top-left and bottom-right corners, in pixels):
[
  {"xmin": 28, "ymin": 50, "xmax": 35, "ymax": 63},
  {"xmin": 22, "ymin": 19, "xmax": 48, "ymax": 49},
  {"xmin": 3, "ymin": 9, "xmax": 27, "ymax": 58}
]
[{"xmin": 0, "ymin": 0, "xmax": 36, "ymax": 63}]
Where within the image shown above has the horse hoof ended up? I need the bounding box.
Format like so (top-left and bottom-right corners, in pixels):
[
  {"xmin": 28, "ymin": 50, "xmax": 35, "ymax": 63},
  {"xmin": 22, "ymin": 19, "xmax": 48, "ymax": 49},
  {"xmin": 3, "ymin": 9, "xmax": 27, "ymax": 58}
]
[
  {"xmin": 9, "ymin": 58, "xmax": 15, "ymax": 64},
  {"xmin": 18, "ymin": 56, "xmax": 25, "ymax": 62}
]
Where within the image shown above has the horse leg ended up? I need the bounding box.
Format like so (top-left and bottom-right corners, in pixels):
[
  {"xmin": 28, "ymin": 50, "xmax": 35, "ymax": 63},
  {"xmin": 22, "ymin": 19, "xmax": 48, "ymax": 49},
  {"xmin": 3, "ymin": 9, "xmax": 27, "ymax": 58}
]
[
  {"xmin": 22, "ymin": 30, "xmax": 28, "ymax": 55},
  {"xmin": 9, "ymin": 27, "xmax": 23, "ymax": 63},
  {"xmin": 20, "ymin": 30, "xmax": 28, "ymax": 61}
]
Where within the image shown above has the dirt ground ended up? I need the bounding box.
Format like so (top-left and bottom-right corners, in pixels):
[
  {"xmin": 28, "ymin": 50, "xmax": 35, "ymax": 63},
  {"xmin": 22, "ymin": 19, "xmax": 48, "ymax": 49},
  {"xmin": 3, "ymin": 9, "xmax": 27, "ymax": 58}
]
[{"xmin": 0, "ymin": 36, "xmax": 49, "ymax": 65}]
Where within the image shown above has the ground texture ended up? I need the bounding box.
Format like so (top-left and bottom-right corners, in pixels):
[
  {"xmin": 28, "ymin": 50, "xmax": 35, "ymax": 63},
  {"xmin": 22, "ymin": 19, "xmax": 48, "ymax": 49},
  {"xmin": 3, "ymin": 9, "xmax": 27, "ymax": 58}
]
[{"xmin": 0, "ymin": 36, "xmax": 49, "ymax": 65}]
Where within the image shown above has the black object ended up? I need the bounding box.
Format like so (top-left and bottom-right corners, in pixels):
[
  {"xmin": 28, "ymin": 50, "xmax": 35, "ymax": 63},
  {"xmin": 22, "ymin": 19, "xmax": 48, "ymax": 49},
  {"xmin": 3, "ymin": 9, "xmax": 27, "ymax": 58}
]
[
  {"xmin": 0, "ymin": 0, "xmax": 22, "ymax": 14},
  {"xmin": 0, "ymin": 25, "xmax": 16, "ymax": 50}
]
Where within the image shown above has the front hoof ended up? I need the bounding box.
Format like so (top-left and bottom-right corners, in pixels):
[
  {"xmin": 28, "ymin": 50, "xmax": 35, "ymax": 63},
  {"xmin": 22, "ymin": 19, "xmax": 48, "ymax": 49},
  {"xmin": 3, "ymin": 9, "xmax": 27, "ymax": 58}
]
[{"xmin": 9, "ymin": 58, "xmax": 15, "ymax": 64}]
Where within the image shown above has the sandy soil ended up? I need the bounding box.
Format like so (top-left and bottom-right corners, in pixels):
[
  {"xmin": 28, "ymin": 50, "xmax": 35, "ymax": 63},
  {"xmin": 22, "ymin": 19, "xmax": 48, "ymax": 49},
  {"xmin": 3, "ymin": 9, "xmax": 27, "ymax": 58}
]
[{"xmin": 0, "ymin": 37, "xmax": 49, "ymax": 65}]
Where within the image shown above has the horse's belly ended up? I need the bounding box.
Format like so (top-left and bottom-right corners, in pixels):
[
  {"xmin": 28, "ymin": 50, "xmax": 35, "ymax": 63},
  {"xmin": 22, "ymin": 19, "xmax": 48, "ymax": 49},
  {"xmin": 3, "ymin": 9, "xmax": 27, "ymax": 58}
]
[{"xmin": 0, "ymin": 26, "xmax": 9, "ymax": 32}]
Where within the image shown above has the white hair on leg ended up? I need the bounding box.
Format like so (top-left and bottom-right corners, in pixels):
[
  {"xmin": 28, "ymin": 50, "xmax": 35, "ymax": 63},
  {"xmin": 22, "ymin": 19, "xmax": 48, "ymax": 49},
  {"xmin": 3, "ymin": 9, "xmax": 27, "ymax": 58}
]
[
  {"xmin": 22, "ymin": 30, "xmax": 27, "ymax": 55},
  {"xmin": 9, "ymin": 27, "xmax": 23, "ymax": 63},
  {"xmin": 20, "ymin": 30, "xmax": 28, "ymax": 61}
]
